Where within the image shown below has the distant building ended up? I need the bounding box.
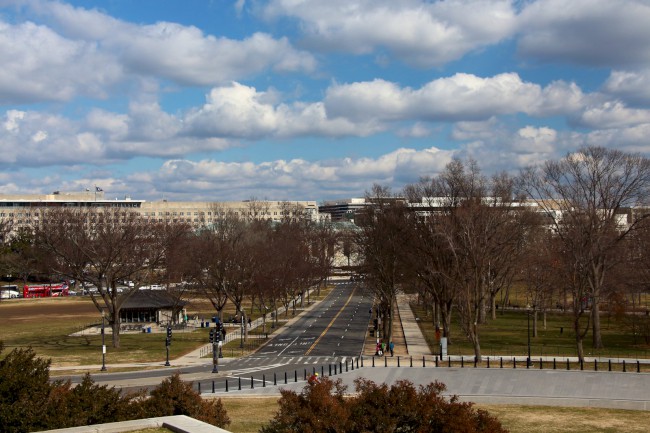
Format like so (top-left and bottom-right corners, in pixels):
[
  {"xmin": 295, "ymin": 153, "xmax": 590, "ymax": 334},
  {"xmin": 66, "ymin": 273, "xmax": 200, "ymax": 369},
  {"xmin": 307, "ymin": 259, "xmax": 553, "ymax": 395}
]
[
  {"xmin": 319, "ymin": 198, "xmax": 371, "ymax": 222},
  {"xmin": 0, "ymin": 190, "xmax": 328, "ymax": 233}
]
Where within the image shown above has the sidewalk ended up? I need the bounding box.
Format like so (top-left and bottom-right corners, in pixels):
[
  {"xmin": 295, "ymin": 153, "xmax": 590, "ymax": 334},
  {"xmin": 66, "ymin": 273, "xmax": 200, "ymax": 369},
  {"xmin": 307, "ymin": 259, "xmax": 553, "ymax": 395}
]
[{"xmin": 363, "ymin": 292, "xmax": 431, "ymax": 358}]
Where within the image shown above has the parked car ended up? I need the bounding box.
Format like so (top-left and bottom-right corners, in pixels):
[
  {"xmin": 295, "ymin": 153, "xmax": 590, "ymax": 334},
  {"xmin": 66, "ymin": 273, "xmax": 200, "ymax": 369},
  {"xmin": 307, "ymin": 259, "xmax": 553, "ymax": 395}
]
[{"xmin": 0, "ymin": 289, "xmax": 20, "ymax": 299}]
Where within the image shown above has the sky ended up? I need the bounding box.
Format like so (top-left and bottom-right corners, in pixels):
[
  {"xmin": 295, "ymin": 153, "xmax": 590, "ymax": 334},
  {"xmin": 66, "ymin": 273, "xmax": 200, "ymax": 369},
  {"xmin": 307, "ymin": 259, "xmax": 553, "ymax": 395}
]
[{"xmin": 2, "ymin": 0, "xmax": 650, "ymax": 203}]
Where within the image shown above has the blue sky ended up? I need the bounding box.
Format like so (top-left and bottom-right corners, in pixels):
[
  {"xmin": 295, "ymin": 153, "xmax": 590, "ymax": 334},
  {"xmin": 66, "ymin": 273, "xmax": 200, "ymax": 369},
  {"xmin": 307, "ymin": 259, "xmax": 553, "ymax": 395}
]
[{"xmin": 2, "ymin": 0, "xmax": 650, "ymax": 202}]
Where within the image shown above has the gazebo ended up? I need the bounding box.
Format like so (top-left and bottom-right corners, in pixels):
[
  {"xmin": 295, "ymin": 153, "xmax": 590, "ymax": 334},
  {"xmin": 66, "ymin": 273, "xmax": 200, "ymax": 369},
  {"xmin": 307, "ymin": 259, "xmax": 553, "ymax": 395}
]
[{"xmin": 118, "ymin": 290, "xmax": 187, "ymax": 326}]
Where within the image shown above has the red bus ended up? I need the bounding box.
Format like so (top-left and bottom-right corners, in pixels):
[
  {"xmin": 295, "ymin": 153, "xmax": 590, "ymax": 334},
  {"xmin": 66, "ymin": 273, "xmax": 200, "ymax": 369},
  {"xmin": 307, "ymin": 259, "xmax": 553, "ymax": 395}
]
[{"xmin": 23, "ymin": 283, "xmax": 69, "ymax": 298}]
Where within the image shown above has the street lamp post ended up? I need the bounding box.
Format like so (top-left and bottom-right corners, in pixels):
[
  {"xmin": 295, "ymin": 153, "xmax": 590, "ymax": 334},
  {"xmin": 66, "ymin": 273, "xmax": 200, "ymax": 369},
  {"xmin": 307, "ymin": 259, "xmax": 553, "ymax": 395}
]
[
  {"xmin": 100, "ymin": 310, "xmax": 107, "ymax": 371},
  {"xmin": 165, "ymin": 326, "xmax": 172, "ymax": 367},
  {"xmin": 240, "ymin": 314, "xmax": 244, "ymax": 348},
  {"xmin": 526, "ymin": 305, "xmax": 532, "ymax": 367}
]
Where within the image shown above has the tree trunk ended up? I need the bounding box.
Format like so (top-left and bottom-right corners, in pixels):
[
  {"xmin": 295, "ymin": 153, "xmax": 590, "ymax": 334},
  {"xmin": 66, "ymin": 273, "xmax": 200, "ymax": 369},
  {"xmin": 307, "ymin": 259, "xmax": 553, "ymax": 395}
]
[
  {"xmin": 490, "ymin": 294, "xmax": 497, "ymax": 320},
  {"xmin": 592, "ymin": 301, "xmax": 604, "ymax": 349},
  {"xmin": 387, "ymin": 300, "xmax": 394, "ymax": 345},
  {"xmin": 441, "ymin": 302, "xmax": 452, "ymax": 344},
  {"xmin": 111, "ymin": 319, "xmax": 121, "ymax": 348},
  {"xmin": 574, "ymin": 318, "xmax": 584, "ymax": 362},
  {"xmin": 471, "ymin": 322, "xmax": 481, "ymax": 361}
]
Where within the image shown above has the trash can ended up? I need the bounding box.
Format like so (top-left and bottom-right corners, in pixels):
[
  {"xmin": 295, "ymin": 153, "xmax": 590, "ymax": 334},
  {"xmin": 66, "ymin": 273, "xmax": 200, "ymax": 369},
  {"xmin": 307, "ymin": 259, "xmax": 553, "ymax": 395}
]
[{"xmin": 147, "ymin": 327, "xmax": 151, "ymax": 333}]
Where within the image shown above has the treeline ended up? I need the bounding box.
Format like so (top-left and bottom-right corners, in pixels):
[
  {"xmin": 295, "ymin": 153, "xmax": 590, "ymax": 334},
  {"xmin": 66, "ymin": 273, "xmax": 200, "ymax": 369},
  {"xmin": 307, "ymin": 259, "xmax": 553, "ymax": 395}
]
[
  {"xmin": 0, "ymin": 342, "xmax": 230, "ymax": 432},
  {"xmin": 0, "ymin": 203, "xmax": 337, "ymax": 349},
  {"xmin": 2, "ymin": 146, "xmax": 650, "ymax": 361},
  {"xmin": 354, "ymin": 146, "xmax": 650, "ymax": 361}
]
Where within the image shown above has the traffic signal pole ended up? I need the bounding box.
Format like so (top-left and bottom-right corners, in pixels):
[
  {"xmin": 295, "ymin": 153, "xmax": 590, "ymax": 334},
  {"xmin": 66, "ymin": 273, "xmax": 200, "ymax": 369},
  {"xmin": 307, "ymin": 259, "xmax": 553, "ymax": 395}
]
[{"xmin": 165, "ymin": 326, "xmax": 172, "ymax": 367}]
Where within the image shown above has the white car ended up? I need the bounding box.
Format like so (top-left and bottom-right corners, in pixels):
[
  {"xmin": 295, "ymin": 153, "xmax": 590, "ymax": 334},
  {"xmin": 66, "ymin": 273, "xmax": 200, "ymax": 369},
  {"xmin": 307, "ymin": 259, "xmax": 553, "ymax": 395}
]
[{"xmin": 0, "ymin": 289, "xmax": 20, "ymax": 299}]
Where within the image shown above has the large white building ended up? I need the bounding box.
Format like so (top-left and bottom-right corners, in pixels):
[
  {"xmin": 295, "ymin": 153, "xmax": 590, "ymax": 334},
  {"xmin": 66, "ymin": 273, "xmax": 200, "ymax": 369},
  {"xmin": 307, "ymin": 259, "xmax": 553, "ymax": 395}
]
[{"xmin": 0, "ymin": 190, "xmax": 328, "ymax": 232}]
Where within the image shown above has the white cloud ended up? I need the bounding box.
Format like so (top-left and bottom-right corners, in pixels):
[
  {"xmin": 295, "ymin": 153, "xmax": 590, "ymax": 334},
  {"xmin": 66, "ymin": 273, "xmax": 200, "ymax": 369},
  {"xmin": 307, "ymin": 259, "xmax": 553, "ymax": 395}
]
[
  {"xmin": 324, "ymin": 73, "xmax": 585, "ymax": 122},
  {"xmin": 260, "ymin": 0, "xmax": 518, "ymax": 67},
  {"xmin": 148, "ymin": 147, "xmax": 455, "ymax": 200},
  {"xmin": 518, "ymin": 0, "xmax": 650, "ymax": 68},
  {"xmin": 183, "ymin": 82, "xmax": 384, "ymax": 139},
  {"xmin": 603, "ymin": 70, "xmax": 650, "ymax": 105},
  {"xmin": 0, "ymin": 19, "xmax": 121, "ymax": 103},
  {"xmin": 579, "ymin": 101, "xmax": 650, "ymax": 129},
  {"xmin": 397, "ymin": 122, "xmax": 432, "ymax": 138},
  {"xmin": 0, "ymin": 0, "xmax": 315, "ymax": 104}
]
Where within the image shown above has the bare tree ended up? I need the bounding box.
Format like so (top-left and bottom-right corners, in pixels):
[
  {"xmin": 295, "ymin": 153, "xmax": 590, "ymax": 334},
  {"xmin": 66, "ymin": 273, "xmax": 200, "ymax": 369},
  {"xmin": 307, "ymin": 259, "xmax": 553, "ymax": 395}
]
[
  {"xmin": 34, "ymin": 208, "xmax": 171, "ymax": 348},
  {"xmin": 405, "ymin": 160, "xmax": 529, "ymax": 361},
  {"xmin": 519, "ymin": 146, "xmax": 650, "ymax": 358},
  {"xmin": 355, "ymin": 185, "xmax": 409, "ymax": 344}
]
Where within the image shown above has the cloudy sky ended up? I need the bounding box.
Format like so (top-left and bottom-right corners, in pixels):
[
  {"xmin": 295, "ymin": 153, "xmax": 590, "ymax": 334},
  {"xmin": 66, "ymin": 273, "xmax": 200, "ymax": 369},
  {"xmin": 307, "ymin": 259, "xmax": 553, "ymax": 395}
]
[{"xmin": 2, "ymin": 0, "xmax": 650, "ymax": 202}]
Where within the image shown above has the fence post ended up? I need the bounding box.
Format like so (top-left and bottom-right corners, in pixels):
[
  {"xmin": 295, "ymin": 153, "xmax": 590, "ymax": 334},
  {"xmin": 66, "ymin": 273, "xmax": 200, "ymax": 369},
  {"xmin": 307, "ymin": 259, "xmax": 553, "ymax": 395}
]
[
  {"xmin": 500, "ymin": 357, "xmax": 503, "ymax": 368},
  {"xmin": 225, "ymin": 379, "xmax": 228, "ymax": 393},
  {"xmin": 609, "ymin": 359, "xmax": 611, "ymax": 371},
  {"xmin": 566, "ymin": 358, "xmax": 570, "ymax": 370},
  {"xmin": 637, "ymin": 361, "xmax": 640, "ymax": 373},
  {"xmin": 461, "ymin": 356, "xmax": 464, "ymax": 368},
  {"xmin": 487, "ymin": 357, "xmax": 490, "ymax": 368},
  {"xmin": 284, "ymin": 372, "xmax": 287, "ymax": 384},
  {"xmin": 423, "ymin": 356, "xmax": 426, "ymax": 368},
  {"xmin": 263, "ymin": 374, "xmax": 266, "ymax": 387},
  {"xmin": 251, "ymin": 376, "xmax": 254, "ymax": 389},
  {"xmin": 212, "ymin": 381, "xmax": 215, "ymax": 393},
  {"xmin": 274, "ymin": 373, "xmax": 277, "ymax": 386},
  {"xmin": 553, "ymin": 358, "xmax": 556, "ymax": 369},
  {"xmin": 623, "ymin": 360, "xmax": 626, "ymax": 372},
  {"xmin": 513, "ymin": 357, "xmax": 516, "ymax": 369},
  {"xmin": 410, "ymin": 356, "xmax": 413, "ymax": 367},
  {"xmin": 448, "ymin": 356, "xmax": 451, "ymax": 367},
  {"xmin": 539, "ymin": 358, "xmax": 542, "ymax": 369},
  {"xmin": 397, "ymin": 356, "xmax": 400, "ymax": 367},
  {"xmin": 595, "ymin": 360, "xmax": 598, "ymax": 371},
  {"xmin": 238, "ymin": 377, "xmax": 241, "ymax": 390}
]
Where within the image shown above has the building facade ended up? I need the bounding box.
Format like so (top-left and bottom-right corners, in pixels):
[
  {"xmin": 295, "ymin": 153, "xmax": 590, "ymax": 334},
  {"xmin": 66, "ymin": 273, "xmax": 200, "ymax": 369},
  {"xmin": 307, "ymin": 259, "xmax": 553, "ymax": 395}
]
[{"xmin": 0, "ymin": 190, "xmax": 328, "ymax": 233}]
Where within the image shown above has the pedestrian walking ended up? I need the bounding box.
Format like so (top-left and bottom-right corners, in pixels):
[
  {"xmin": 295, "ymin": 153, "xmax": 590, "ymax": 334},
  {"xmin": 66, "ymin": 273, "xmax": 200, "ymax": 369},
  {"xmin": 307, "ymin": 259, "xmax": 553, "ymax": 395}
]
[{"xmin": 389, "ymin": 341, "xmax": 394, "ymax": 357}]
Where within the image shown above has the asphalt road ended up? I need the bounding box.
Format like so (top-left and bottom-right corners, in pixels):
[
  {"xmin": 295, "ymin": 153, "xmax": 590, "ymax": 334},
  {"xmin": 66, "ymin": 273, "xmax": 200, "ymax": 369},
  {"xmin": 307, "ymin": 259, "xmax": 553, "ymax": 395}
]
[{"xmin": 64, "ymin": 280, "xmax": 373, "ymax": 393}]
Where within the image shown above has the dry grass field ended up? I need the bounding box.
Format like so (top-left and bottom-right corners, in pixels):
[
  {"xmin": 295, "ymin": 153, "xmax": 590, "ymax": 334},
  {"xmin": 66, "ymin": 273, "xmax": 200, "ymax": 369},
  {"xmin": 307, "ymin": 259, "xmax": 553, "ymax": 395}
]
[
  {"xmin": 217, "ymin": 397, "xmax": 650, "ymax": 433},
  {"xmin": 2, "ymin": 294, "xmax": 649, "ymax": 433}
]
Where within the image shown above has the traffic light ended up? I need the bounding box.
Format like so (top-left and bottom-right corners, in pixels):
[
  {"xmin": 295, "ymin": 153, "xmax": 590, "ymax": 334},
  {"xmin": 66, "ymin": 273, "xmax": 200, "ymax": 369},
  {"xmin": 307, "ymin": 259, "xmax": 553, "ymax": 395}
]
[
  {"xmin": 166, "ymin": 326, "xmax": 172, "ymax": 339},
  {"xmin": 209, "ymin": 329, "xmax": 215, "ymax": 343}
]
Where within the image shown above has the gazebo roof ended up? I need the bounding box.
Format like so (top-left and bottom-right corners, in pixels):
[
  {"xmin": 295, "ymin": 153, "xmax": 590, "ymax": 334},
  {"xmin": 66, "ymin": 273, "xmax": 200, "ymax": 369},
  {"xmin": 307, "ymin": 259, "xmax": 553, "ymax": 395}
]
[{"xmin": 119, "ymin": 290, "xmax": 187, "ymax": 309}]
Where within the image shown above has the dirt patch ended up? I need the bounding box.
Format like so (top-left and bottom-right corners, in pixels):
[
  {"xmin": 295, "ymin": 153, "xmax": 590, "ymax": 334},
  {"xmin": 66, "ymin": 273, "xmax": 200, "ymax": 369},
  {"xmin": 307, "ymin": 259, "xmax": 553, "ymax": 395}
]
[{"xmin": 0, "ymin": 298, "xmax": 98, "ymax": 320}]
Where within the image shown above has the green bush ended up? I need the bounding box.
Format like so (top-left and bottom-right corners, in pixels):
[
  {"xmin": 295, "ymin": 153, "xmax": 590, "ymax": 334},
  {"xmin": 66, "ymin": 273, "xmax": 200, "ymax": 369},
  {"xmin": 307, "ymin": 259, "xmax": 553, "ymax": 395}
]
[
  {"xmin": 145, "ymin": 373, "xmax": 230, "ymax": 428},
  {"xmin": 261, "ymin": 377, "xmax": 507, "ymax": 433},
  {"xmin": 0, "ymin": 342, "xmax": 229, "ymax": 432}
]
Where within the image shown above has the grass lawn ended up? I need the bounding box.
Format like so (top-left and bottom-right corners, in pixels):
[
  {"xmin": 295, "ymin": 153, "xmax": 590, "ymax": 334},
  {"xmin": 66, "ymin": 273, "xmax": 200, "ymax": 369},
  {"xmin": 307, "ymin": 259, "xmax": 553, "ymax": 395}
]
[
  {"xmin": 410, "ymin": 303, "xmax": 650, "ymax": 361},
  {"xmin": 0, "ymin": 286, "xmax": 334, "ymax": 366},
  {"xmin": 217, "ymin": 396, "xmax": 650, "ymax": 433}
]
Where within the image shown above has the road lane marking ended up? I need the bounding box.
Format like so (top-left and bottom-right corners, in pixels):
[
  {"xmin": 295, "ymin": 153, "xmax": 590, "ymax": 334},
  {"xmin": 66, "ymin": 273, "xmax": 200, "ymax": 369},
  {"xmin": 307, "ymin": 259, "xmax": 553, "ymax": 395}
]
[{"xmin": 305, "ymin": 285, "xmax": 357, "ymax": 355}]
